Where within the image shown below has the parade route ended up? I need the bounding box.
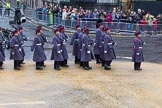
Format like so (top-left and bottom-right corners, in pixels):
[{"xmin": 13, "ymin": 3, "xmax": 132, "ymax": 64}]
[{"xmin": 0, "ymin": 60, "xmax": 162, "ymax": 108}]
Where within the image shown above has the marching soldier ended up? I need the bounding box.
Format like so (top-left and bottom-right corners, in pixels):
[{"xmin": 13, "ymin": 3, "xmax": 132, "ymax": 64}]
[
  {"xmin": 78, "ymin": 27, "xmax": 84, "ymax": 67},
  {"xmin": 10, "ymin": 29, "xmax": 23, "ymax": 70},
  {"xmin": 59, "ymin": 25, "xmax": 69, "ymax": 40},
  {"xmin": 18, "ymin": 27, "xmax": 27, "ymax": 64},
  {"xmin": 37, "ymin": 25, "xmax": 47, "ymax": 67},
  {"xmin": 31, "ymin": 29, "xmax": 47, "ymax": 70},
  {"xmin": 100, "ymin": 26, "xmax": 106, "ymax": 67},
  {"xmin": 37, "ymin": 25, "xmax": 48, "ymax": 43},
  {"xmin": 103, "ymin": 27, "xmax": 116, "ymax": 70},
  {"xmin": 0, "ymin": 27, "xmax": 5, "ymax": 69},
  {"xmin": 132, "ymin": 32, "xmax": 144, "ymax": 71},
  {"xmin": 70, "ymin": 25, "xmax": 81, "ymax": 64},
  {"xmin": 59, "ymin": 26, "xmax": 69, "ymax": 67},
  {"xmin": 51, "ymin": 29, "xmax": 64, "ymax": 70},
  {"xmin": 94, "ymin": 23, "xmax": 104, "ymax": 64},
  {"xmin": 81, "ymin": 28, "xmax": 92, "ymax": 70}
]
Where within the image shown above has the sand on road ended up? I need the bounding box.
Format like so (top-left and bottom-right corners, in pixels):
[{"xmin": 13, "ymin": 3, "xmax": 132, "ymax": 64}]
[{"xmin": 0, "ymin": 60, "xmax": 162, "ymax": 108}]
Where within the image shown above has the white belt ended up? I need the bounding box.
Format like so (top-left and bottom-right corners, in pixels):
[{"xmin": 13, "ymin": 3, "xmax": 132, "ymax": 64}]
[
  {"xmin": 63, "ymin": 43, "xmax": 66, "ymax": 45},
  {"xmin": 36, "ymin": 43, "xmax": 42, "ymax": 46},
  {"xmin": 57, "ymin": 44, "xmax": 61, "ymax": 46},
  {"xmin": 14, "ymin": 45, "xmax": 19, "ymax": 47},
  {"xmin": 82, "ymin": 44, "xmax": 85, "ymax": 46},
  {"xmin": 75, "ymin": 39, "xmax": 79, "ymax": 41},
  {"xmin": 102, "ymin": 42, "xmax": 104, "ymax": 43},
  {"xmin": 139, "ymin": 47, "xmax": 142, "ymax": 49},
  {"xmin": 108, "ymin": 43, "xmax": 112, "ymax": 45}
]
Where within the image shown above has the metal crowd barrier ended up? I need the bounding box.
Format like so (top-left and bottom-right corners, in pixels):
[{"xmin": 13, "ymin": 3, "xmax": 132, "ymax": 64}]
[{"xmin": 26, "ymin": 10, "xmax": 162, "ymax": 35}]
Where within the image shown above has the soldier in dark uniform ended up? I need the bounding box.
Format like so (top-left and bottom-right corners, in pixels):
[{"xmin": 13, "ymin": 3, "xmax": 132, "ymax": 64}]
[
  {"xmin": 81, "ymin": 28, "xmax": 92, "ymax": 70},
  {"xmin": 70, "ymin": 25, "xmax": 81, "ymax": 64},
  {"xmin": 0, "ymin": 27, "xmax": 5, "ymax": 69},
  {"xmin": 37, "ymin": 25, "xmax": 47, "ymax": 67},
  {"xmin": 78, "ymin": 27, "xmax": 84, "ymax": 67},
  {"xmin": 100, "ymin": 26, "xmax": 106, "ymax": 67},
  {"xmin": 94, "ymin": 23, "xmax": 104, "ymax": 64},
  {"xmin": 31, "ymin": 29, "xmax": 47, "ymax": 70},
  {"xmin": 59, "ymin": 25, "xmax": 69, "ymax": 40},
  {"xmin": 51, "ymin": 29, "xmax": 64, "ymax": 70},
  {"xmin": 103, "ymin": 27, "xmax": 116, "ymax": 70},
  {"xmin": 132, "ymin": 32, "xmax": 144, "ymax": 71},
  {"xmin": 58, "ymin": 26, "xmax": 69, "ymax": 67},
  {"xmin": 10, "ymin": 29, "xmax": 23, "ymax": 70},
  {"xmin": 37, "ymin": 25, "xmax": 48, "ymax": 43},
  {"xmin": 18, "ymin": 27, "xmax": 27, "ymax": 64}
]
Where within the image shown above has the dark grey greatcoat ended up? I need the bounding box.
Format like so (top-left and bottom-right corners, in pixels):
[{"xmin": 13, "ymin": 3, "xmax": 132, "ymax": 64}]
[
  {"xmin": 81, "ymin": 33, "xmax": 92, "ymax": 62},
  {"xmin": 0, "ymin": 32, "xmax": 5, "ymax": 61},
  {"xmin": 94, "ymin": 28, "xmax": 104, "ymax": 55},
  {"xmin": 132, "ymin": 37, "xmax": 144, "ymax": 62},
  {"xmin": 10, "ymin": 35, "xmax": 23, "ymax": 61},
  {"xmin": 70, "ymin": 30, "xmax": 80, "ymax": 56},
  {"xmin": 18, "ymin": 32, "xmax": 27, "ymax": 58},
  {"xmin": 103, "ymin": 33, "xmax": 116, "ymax": 61},
  {"xmin": 100, "ymin": 32, "xmax": 105, "ymax": 59},
  {"xmin": 78, "ymin": 31, "xmax": 83, "ymax": 59},
  {"xmin": 59, "ymin": 32, "xmax": 68, "ymax": 60},
  {"xmin": 51, "ymin": 35, "xmax": 64, "ymax": 62},
  {"xmin": 31, "ymin": 35, "xmax": 47, "ymax": 62}
]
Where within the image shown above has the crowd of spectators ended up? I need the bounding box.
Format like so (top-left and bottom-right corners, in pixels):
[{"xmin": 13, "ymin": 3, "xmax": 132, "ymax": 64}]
[{"xmin": 37, "ymin": 4, "xmax": 162, "ymax": 25}]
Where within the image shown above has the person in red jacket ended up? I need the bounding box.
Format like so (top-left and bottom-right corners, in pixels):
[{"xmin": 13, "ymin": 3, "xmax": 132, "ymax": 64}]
[
  {"xmin": 140, "ymin": 18, "xmax": 147, "ymax": 37},
  {"xmin": 106, "ymin": 12, "xmax": 113, "ymax": 28},
  {"xmin": 152, "ymin": 18, "xmax": 159, "ymax": 36}
]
